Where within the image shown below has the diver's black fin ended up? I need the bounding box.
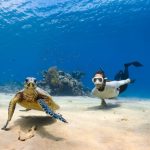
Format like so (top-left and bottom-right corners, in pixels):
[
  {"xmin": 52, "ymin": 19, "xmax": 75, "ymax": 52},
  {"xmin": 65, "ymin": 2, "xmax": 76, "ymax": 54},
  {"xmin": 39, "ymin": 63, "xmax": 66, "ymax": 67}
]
[
  {"xmin": 37, "ymin": 99, "xmax": 68, "ymax": 123},
  {"xmin": 131, "ymin": 61, "xmax": 143, "ymax": 67},
  {"xmin": 124, "ymin": 61, "xmax": 143, "ymax": 67}
]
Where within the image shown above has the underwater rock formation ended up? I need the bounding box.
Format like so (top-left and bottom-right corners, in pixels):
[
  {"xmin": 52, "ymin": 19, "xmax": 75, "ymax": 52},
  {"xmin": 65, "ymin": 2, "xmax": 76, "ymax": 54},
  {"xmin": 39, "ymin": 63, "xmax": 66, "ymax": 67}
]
[
  {"xmin": 38, "ymin": 66, "xmax": 90, "ymax": 96},
  {"xmin": 0, "ymin": 67, "xmax": 90, "ymax": 96},
  {"xmin": 71, "ymin": 71, "xmax": 85, "ymax": 81}
]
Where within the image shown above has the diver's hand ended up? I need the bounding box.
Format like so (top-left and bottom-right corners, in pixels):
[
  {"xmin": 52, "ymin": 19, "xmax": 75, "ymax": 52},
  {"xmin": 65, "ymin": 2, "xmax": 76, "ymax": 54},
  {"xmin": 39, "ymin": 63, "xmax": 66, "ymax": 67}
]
[{"xmin": 129, "ymin": 79, "xmax": 136, "ymax": 83}]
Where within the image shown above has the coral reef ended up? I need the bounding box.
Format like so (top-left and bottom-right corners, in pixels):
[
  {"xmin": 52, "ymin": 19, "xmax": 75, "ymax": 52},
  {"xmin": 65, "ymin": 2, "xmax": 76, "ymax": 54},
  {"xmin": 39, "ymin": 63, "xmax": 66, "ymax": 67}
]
[
  {"xmin": 38, "ymin": 66, "xmax": 90, "ymax": 96},
  {"xmin": 0, "ymin": 67, "xmax": 90, "ymax": 96}
]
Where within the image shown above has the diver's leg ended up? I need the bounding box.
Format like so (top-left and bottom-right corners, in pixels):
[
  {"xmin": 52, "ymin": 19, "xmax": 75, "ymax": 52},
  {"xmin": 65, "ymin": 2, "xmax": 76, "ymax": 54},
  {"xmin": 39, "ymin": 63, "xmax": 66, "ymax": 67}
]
[
  {"xmin": 121, "ymin": 61, "xmax": 138, "ymax": 87},
  {"xmin": 114, "ymin": 62, "xmax": 130, "ymax": 93},
  {"xmin": 114, "ymin": 63, "xmax": 130, "ymax": 81},
  {"xmin": 118, "ymin": 63, "xmax": 130, "ymax": 93},
  {"xmin": 114, "ymin": 70, "xmax": 123, "ymax": 80},
  {"xmin": 119, "ymin": 84, "xmax": 128, "ymax": 94},
  {"xmin": 1, "ymin": 96, "xmax": 20, "ymax": 130},
  {"xmin": 119, "ymin": 61, "xmax": 143, "ymax": 94},
  {"xmin": 123, "ymin": 63, "xmax": 130, "ymax": 79},
  {"xmin": 116, "ymin": 61, "xmax": 143, "ymax": 81}
]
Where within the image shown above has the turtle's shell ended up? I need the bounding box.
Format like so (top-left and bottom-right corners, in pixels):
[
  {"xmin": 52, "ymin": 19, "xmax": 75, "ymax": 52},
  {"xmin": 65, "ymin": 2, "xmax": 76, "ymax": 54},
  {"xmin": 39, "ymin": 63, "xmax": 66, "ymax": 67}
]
[{"xmin": 36, "ymin": 87, "xmax": 50, "ymax": 96}]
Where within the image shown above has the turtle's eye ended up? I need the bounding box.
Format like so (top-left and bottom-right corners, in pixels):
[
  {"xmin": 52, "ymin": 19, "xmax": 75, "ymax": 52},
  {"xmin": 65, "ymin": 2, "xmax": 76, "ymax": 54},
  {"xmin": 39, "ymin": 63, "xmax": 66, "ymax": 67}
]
[
  {"xmin": 25, "ymin": 79, "xmax": 28, "ymax": 83},
  {"xmin": 34, "ymin": 79, "xmax": 37, "ymax": 83}
]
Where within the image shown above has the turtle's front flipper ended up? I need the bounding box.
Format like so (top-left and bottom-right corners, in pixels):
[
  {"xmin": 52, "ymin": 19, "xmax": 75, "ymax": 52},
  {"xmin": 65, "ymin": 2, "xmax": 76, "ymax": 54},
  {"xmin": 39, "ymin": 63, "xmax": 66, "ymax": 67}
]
[
  {"xmin": 1, "ymin": 121, "xmax": 9, "ymax": 130},
  {"xmin": 37, "ymin": 99, "xmax": 68, "ymax": 123},
  {"xmin": 1, "ymin": 94, "xmax": 20, "ymax": 130}
]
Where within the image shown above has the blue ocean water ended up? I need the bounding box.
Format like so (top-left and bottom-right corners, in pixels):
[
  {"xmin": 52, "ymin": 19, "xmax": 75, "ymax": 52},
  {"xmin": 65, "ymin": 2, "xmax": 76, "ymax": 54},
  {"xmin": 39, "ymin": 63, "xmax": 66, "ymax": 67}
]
[{"xmin": 0, "ymin": 0, "xmax": 150, "ymax": 97}]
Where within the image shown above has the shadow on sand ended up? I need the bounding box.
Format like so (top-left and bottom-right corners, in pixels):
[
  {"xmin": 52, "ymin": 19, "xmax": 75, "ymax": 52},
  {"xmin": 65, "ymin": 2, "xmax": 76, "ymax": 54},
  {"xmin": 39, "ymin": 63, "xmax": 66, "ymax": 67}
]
[
  {"xmin": 87, "ymin": 103, "xmax": 121, "ymax": 111},
  {"xmin": 13, "ymin": 116, "xmax": 64, "ymax": 141}
]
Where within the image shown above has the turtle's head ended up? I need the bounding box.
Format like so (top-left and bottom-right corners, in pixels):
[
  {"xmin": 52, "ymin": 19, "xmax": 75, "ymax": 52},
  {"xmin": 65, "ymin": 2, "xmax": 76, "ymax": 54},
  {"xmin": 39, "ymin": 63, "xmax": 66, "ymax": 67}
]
[{"xmin": 24, "ymin": 77, "xmax": 37, "ymax": 89}]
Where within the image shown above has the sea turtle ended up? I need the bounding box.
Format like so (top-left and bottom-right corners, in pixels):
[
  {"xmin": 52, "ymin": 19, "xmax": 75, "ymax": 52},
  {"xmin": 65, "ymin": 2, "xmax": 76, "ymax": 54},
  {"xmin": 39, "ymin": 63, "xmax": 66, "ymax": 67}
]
[{"xmin": 1, "ymin": 77, "xmax": 68, "ymax": 130}]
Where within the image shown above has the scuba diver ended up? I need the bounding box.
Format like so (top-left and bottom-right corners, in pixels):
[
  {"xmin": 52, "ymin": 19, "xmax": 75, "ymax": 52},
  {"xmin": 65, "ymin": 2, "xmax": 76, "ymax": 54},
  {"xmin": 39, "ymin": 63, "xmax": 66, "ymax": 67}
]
[
  {"xmin": 114, "ymin": 61, "xmax": 143, "ymax": 94},
  {"xmin": 92, "ymin": 61, "xmax": 143, "ymax": 107}
]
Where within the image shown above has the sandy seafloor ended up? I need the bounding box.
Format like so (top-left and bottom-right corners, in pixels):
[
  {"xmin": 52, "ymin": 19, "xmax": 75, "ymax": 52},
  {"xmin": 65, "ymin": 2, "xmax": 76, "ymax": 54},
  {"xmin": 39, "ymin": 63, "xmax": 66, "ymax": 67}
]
[{"xmin": 0, "ymin": 93, "xmax": 150, "ymax": 150}]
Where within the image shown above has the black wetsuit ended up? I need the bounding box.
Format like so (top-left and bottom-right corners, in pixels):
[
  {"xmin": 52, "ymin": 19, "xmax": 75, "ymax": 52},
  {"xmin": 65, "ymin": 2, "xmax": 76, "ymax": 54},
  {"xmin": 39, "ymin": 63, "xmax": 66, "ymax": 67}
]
[
  {"xmin": 114, "ymin": 61, "xmax": 143, "ymax": 94},
  {"xmin": 114, "ymin": 65, "xmax": 129, "ymax": 93}
]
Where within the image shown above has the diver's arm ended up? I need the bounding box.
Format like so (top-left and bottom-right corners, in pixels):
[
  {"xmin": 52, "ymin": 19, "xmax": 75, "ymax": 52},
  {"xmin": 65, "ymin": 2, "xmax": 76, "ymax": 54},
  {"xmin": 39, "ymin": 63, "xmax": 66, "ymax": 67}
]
[
  {"xmin": 116, "ymin": 79, "xmax": 131, "ymax": 87},
  {"xmin": 107, "ymin": 79, "xmax": 131, "ymax": 88},
  {"xmin": 92, "ymin": 87, "xmax": 99, "ymax": 97}
]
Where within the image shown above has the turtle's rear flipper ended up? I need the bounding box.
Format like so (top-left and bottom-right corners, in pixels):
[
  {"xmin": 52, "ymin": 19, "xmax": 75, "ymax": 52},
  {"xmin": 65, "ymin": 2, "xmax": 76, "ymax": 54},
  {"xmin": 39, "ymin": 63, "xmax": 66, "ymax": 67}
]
[{"xmin": 37, "ymin": 99, "xmax": 68, "ymax": 123}]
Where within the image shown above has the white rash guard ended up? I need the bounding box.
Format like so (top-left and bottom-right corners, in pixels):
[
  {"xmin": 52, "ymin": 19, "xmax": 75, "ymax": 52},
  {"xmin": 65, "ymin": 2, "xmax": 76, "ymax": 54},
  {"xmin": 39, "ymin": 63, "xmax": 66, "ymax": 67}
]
[{"xmin": 92, "ymin": 79, "xmax": 131, "ymax": 99}]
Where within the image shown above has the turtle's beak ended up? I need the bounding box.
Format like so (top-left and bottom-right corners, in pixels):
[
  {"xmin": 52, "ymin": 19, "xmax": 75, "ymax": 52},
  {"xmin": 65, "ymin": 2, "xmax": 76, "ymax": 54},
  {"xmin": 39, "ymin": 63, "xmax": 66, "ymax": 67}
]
[
  {"xmin": 25, "ymin": 82, "xmax": 36, "ymax": 89},
  {"xmin": 27, "ymin": 82, "xmax": 36, "ymax": 88}
]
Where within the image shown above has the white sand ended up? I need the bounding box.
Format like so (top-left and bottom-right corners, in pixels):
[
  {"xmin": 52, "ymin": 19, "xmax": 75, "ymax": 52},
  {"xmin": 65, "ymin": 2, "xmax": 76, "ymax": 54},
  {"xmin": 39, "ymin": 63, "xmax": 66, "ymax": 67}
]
[{"xmin": 0, "ymin": 93, "xmax": 150, "ymax": 150}]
